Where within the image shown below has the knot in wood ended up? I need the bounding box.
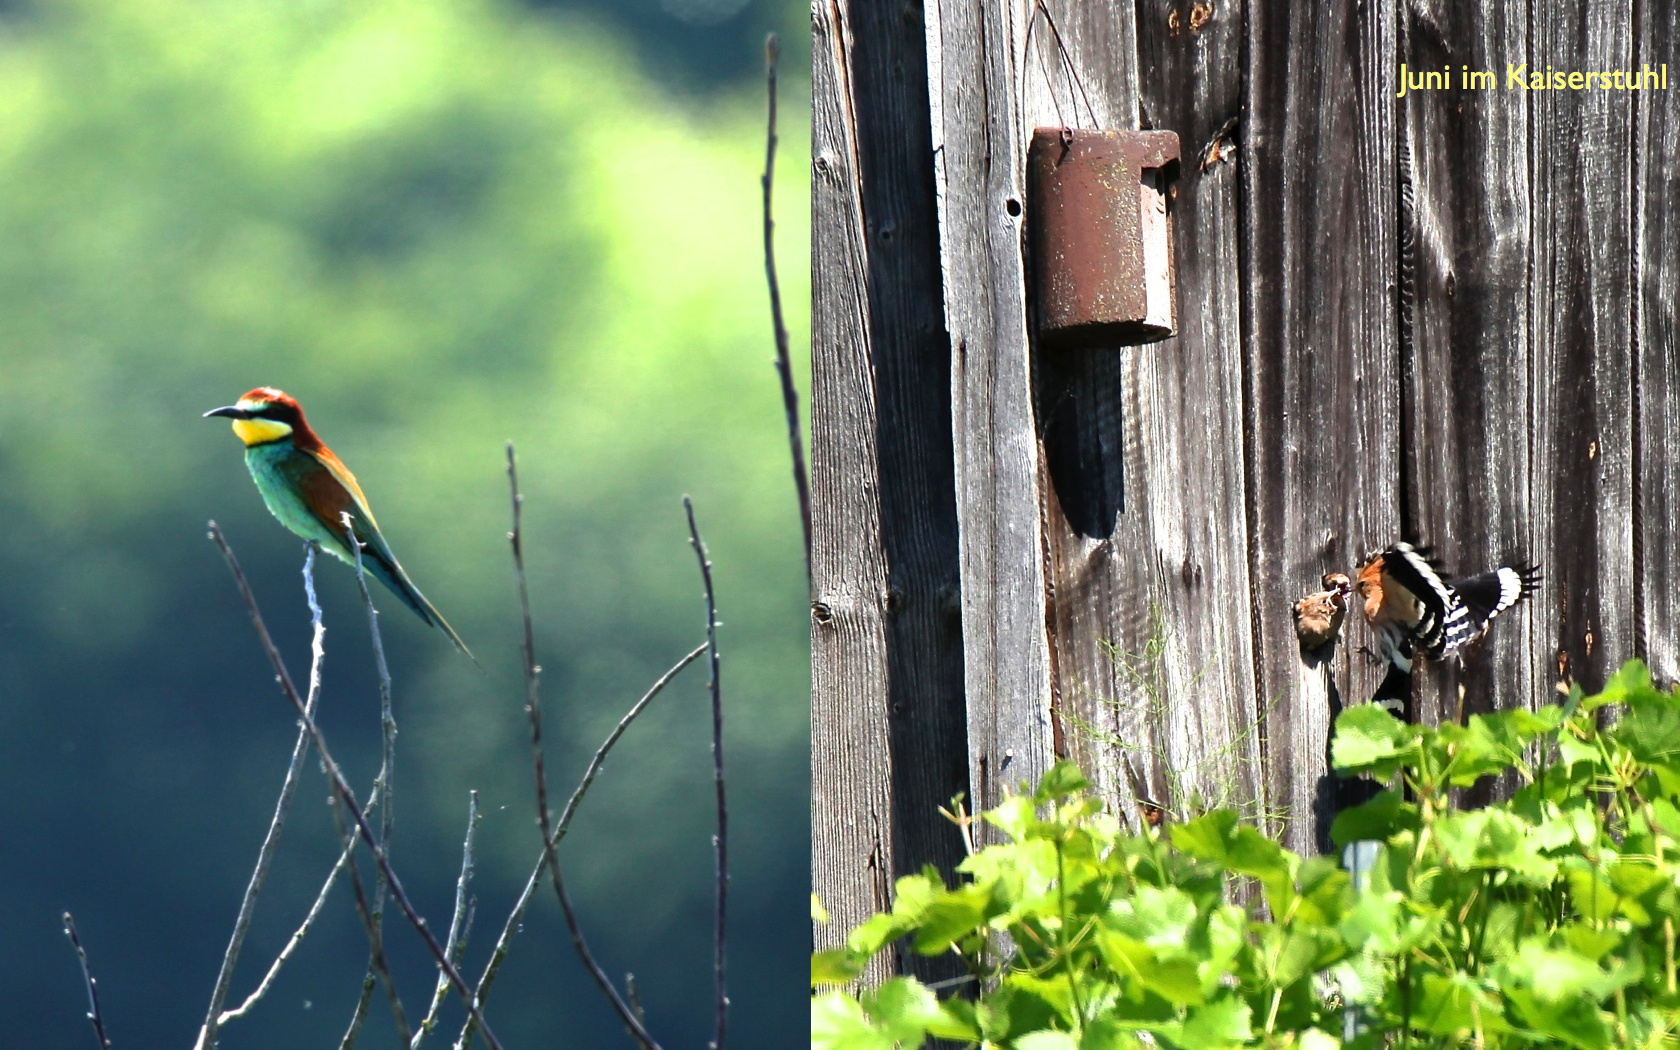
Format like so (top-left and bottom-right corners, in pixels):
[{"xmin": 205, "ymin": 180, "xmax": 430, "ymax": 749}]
[{"xmin": 883, "ymin": 586, "xmax": 905, "ymax": 615}]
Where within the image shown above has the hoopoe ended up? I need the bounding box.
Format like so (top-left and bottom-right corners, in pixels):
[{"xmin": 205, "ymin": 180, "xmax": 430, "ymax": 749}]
[
  {"xmin": 1354, "ymin": 542, "xmax": 1541, "ymax": 718},
  {"xmin": 1292, "ymin": 572, "xmax": 1352, "ymax": 651}
]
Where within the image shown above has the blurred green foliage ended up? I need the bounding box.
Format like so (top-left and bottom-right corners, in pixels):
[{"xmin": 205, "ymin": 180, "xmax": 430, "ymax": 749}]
[
  {"xmin": 0, "ymin": 0, "xmax": 808, "ymax": 1045},
  {"xmin": 536, "ymin": 0, "xmax": 811, "ymax": 90},
  {"xmin": 816, "ymin": 662, "xmax": 1680, "ymax": 1049}
]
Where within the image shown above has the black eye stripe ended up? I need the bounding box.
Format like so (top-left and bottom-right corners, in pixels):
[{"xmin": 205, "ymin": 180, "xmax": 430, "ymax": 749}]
[{"xmin": 252, "ymin": 403, "xmax": 299, "ymax": 424}]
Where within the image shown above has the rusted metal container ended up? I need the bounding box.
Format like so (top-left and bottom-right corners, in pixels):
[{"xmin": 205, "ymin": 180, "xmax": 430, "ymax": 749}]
[{"xmin": 1027, "ymin": 128, "xmax": 1180, "ymax": 347}]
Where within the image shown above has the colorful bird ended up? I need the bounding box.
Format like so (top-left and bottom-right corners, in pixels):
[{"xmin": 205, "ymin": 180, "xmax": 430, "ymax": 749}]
[
  {"xmin": 1354, "ymin": 542, "xmax": 1540, "ymax": 717},
  {"xmin": 1292, "ymin": 572, "xmax": 1352, "ymax": 652},
  {"xmin": 205, "ymin": 387, "xmax": 473, "ymax": 660}
]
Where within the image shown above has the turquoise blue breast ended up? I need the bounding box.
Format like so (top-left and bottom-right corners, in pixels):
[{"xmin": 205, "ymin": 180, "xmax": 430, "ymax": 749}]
[{"xmin": 244, "ymin": 442, "xmax": 349, "ymax": 558}]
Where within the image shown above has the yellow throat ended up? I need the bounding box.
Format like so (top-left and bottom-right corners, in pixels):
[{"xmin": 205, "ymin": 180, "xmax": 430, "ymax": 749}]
[{"xmin": 231, "ymin": 416, "xmax": 294, "ymax": 446}]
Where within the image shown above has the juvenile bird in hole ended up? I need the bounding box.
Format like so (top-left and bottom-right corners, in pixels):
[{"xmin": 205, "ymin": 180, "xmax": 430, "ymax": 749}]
[{"xmin": 1292, "ymin": 572, "xmax": 1352, "ymax": 652}]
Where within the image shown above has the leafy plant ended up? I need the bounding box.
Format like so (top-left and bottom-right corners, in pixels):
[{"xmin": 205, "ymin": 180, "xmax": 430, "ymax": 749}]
[{"xmin": 813, "ymin": 659, "xmax": 1680, "ymax": 1048}]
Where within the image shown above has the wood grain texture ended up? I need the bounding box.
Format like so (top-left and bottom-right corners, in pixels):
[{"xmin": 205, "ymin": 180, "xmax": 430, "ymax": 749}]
[
  {"xmin": 813, "ymin": 3, "xmax": 1679, "ymax": 923},
  {"xmin": 1022, "ymin": 3, "xmax": 1157, "ymax": 824},
  {"xmin": 1637, "ymin": 0, "xmax": 1680, "ymax": 687},
  {"xmin": 1242, "ymin": 0, "xmax": 1401, "ymax": 856},
  {"xmin": 811, "ymin": 0, "xmax": 968, "ymax": 979},
  {"xmin": 811, "ymin": 0, "xmax": 896, "ymax": 967},
  {"xmin": 846, "ymin": 0, "xmax": 972, "ymax": 979},
  {"xmin": 1528, "ymin": 0, "xmax": 1636, "ymax": 695},
  {"xmin": 1399, "ymin": 0, "xmax": 1538, "ymax": 750},
  {"xmin": 923, "ymin": 0, "xmax": 1057, "ymax": 816},
  {"xmin": 1054, "ymin": 0, "xmax": 1263, "ymax": 830}
]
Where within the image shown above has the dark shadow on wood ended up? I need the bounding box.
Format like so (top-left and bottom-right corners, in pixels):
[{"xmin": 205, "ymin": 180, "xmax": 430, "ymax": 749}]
[
  {"xmin": 811, "ymin": 0, "xmax": 969, "ymax": 991},
  {"xmin": 1320, "ymin": 664, "xmax": 1393, "ymax": 853},
  {"xmin": 1034, "ymin": 348, "xmax": 1126, "ymax": 539},
  {"xmin": 1298, "ymin": 638, "xmax": 1336, "ymax": 673},
  {"xmin": 875, "ymin": 304, "xmax": 970, "ymax": 977},
  {"xmin": 1448, "ymin": 644, "xmax": 1497, "ymax": 811},
  {"xmin": 1314, "ymin": 664, "xmax": 1348, "ymax": 854},
  {"xmin": 849, "ymin": 0, "xmax": 971, "ymax": 988}
]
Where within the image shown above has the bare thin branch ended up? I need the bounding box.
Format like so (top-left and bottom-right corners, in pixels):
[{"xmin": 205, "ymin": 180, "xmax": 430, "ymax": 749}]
[
  {"xmin": 63, "ymin": 912, "xmax": 113, "ymax": 1050},
  {"xmin": 505, "ymin": 442, "xmax": 552, "ymax": 891},
  {"xmin": 195, "ymin": 543, "xmax": 327, "ymax": 1050},
  {"xmin": 221, "ymin": 546, "xmax": 387, "ymax": 1023},
  {"xmin": 218, "ymin": 808, "xmax": 364, "ymax": 1024},
  {"xmin": 331, "ymin": 792, "xmax": 412, "ymax": 1048},
  {"xmin": 504, "ymin": 445, "xmax": 663, "ymax": 1050},
  {"xmin": 338, "ymin": 981, "xmax": 374, "ymax": 1050},
  {"xmin": 555, "ymin": 643, "xmax": 708, "ymax": 833},
  {"xmin": 413, "ymin": 791, "xmax": 481, "ymax": 1050},
  {"xmin": 627, "ymin": 973, "xmax": 646, "ymax": 1032},
  {"xmin": 207, "ymin": 521, "xmax": 505, "ymax": 1050},
  {"xmin": 454, "ymin": 643, "xmax": 703, "ymax": 1050},
  {"xmin": 683, "ymin": 496, "xmax": 728, "ymax": 1050},
  {"xmin": 341, "ymin": 511, "xmax": 407, "ymax": 1047},
  {"xmin": 337, "ymin": 981, "xmax": 374, "ymax": 1048},
  {"xmin": 760, "ymin": 31, "xmax": 810, "ymax": 580}
]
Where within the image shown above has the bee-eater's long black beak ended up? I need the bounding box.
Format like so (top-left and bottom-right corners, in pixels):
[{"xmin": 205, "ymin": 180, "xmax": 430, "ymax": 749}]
[{"xmin": 204, "ymin": 406, "xmax": 252, "ymax": 419}]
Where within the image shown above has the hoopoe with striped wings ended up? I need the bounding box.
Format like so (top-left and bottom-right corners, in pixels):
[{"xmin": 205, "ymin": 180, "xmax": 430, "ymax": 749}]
[{"xmin": 1354, "ymin": 542, "xmax": 1541, "ymax": 719}]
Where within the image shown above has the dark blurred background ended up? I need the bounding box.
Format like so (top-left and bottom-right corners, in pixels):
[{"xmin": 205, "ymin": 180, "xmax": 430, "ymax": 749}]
[{"xmin": 0, "ymin": 0, "xmax": 809, "ymax": 1046}]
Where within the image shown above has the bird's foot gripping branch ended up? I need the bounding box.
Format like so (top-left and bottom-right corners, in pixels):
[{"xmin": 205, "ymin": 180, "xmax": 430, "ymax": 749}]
[{"xmin": 814, "ymin": 660, "xmax": 1680, "ymax": 1049}]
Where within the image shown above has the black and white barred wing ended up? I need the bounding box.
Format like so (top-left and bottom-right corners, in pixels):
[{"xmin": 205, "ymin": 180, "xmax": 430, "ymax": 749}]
[
  {"xmin": 1444, "ymin": 564, "xmax": 1543, "ymax": 652},
  {"xmin": 1373, "ymin": 543, "xmax": 1462, "ymax": 660}
]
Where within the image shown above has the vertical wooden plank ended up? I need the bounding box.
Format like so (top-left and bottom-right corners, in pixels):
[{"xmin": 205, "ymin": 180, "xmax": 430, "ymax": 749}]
[
  {"xmin": 1078, "ymin": 0, "xmax": 1264, "ymax": 828},
  {"xmin": 926, "ymin": 0, "xmax": 1260, "ymax": 829},
  {"xmin": 923, "ymin": 0, "xmax": 1058, "ymax": 814},
  {"xmin": 849, "ymin": 0, "xmax": 972, "ymax": 978},
  {"xmin": 811, "ymin": 0, "xmax": 968, "ymax": 979},
  {"xmin": 1399, "ymin": 0, "xmax": 1537, "ymax": 749},
  {"xmin": 1243, "ymin": 0, "xmax": 1400, "ymax": 855},
  {"xmin": 925, "ymin": 0, "xmax": 1265, "ymax": 828},
  {"xmin": 1637, "ymin": 0, "xmax": 1680, "ymax": 687},
  {"xmin": 1014, "ymin": 7, "xmax": 1158, "ymax": 822},
  {"xmin": 811, "ymin": 0, "xmax": 896, "ymax": 966},
  {"xmin": 1529, "ymin": 1, "xmax": 1636, "ymax": 695}
]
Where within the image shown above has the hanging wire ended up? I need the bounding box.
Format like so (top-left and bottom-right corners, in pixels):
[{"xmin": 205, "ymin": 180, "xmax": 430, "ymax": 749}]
[{"xmin": 1022, "ymin": 0, "xmax": 1100, "ymax": 130}]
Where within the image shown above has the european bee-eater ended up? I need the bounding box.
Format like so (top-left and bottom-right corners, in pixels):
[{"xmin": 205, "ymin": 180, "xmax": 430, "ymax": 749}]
[{"xmin": 206, "ymin": 387, "xmax": 473, "ymax": 659}]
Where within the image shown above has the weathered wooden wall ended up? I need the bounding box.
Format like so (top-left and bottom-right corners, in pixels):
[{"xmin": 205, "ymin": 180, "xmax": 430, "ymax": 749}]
[
  {"xmin": 1400, "ymin": 0, "xmax": 1537, "ymax": 771},
  {"xmin": 1243, "ymin": 0, "xmax": 1400, "ymax": 853},
  {"xmin": 811, "ymin": 0, "xmax": 969, "ymax": 980},
  {"xmin": 814, "ymin": 0, "xmax": 1680, "ymax": 965},
  {"xmin": 1641, "ymin": 0, "xmax": 1680, "ymax": 688}
]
